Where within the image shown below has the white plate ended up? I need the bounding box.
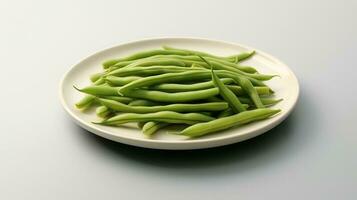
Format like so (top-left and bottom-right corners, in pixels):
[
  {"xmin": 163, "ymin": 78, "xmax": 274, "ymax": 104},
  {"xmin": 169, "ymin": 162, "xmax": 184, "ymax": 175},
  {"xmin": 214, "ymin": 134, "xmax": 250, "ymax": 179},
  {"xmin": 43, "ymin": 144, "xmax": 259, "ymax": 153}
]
[{"xmin": 60, "ymin": 37, "xmax": 299, "ymax": 150}]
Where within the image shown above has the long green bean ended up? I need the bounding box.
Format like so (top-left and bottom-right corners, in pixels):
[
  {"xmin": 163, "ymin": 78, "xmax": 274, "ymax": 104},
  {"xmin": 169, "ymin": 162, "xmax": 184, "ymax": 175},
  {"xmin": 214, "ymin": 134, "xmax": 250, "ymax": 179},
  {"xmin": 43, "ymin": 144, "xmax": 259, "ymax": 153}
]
[
  {"xmin": 228, "ymin": 85, "xmax": 271, "ymax": 96},
  {"xmin": 181, "ymin": 109, "xmax": 281, "ymax": 137},
  {"xmin": 75, "ymin": 78, "xmax": 105, "ymax": 109},
  {"xmin": 237, "ymin": 77, "xmax": 265, "ymax": 108},
  {"xmin": 200, "ymin": 56, "xmax": 246, "ymax": 113},
  {"xmin": 162, "ymin": 46, "xmax": 238, "ymax": 62},
  {"xmin": 128, "ymin": 99, "xmax": 162, "ymax": 106},
  {"xmin": 105, "ymin": 76, "xmax": 141, "ymax": 86},
  {"xmin": 102, "ymin": 49, "xmax": 192, "ymax": 68},
  {"xmin": 107, "ymin": 66, "xmax": 203, "ymax": 77},
  {"xmin": 95, "ymin": 111, "xmax": 215, "ymax": 125},
  {"xmin": 74, "ymin": 85, "xmax": 119, "ymax": 96},
  {"xmin": 150, "ymin": 78, "xmax": 234, "ymax": 92},
  {"xmin": 121, "ymin": 88, "xmax": 220, "ymax": 102},
  {"xmin": 98, "ymin": 98, "xmax": 228, "ymax": 113}
]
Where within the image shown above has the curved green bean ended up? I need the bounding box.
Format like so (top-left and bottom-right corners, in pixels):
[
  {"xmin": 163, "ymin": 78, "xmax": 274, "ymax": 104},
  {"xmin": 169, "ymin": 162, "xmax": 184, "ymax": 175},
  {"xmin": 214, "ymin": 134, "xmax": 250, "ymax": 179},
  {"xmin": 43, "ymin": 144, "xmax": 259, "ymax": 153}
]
[
  {"xmin": 181, "ymin": 108, "xmax": 281, "ymax": 137},
  {"xmin": 150, "ymin": 78, "xmax": 234, "ymax": 92},
  {"xmin": 128, "ymin": 99, "xmax": 161, "ymax": 106},
  {"xmin": 102, "ymin": 96, "xmax": 133, "ymax": 104},
  {"xmin": 74, "ymin": 85, "xmax": 119, "ymax": 96},
  {"xmin": 237, "ymin": 77, "xmax": 265, "ymax": 108},
  {"xmin": 107, "ymin": 66, "xmax": 202, "ymax": 77},
  {"xmin": 162, "ymin": 46, "xmax": 237, "ymax": 62},
  {"xmin": 95, "ymin": 111, "xmax": 215, "ymax": 126},
  {"xmin": 102, "ymin": 49, "xmax": 192, "ymax": 68},
  {"xmin": 75, "ymin": 95, "xmax": 96, "ymax": 109},
  {"xmin": 227, "ymin": 85, "xmax": 271, "ymax": 96},
  {"xmin": 141, "ymin": 122, "xmax": 169, "ymax": 136},
  {"xmin": 147, "ymin": 55, "xmax": 258, "ymax": 73},
  {"xmin": 90, "ymin": 72, "xmax": 104, "ymax": 83},
  {"xmin": 203, "ymin": 56, "xmax": 246, "ymax": 113},
  {"xmin": 229, "ymin": 51, "xmax": 255, "ymax": 63},
  {"xmin": 75, "ymin": 78, "xmax": 105, "ymax": 109},
  {"xmin": 98, "ymin": 98, "xmax": 228, "ymax": 113},
  {"xmin": 105, "ymin": 76, "xmax": 141, "ymax": 86},
  {"xmin": 122, "ymin": 58, "xmax": 187, "ymax": 69},
  {"xmin": 96, "ymin": 106, "xmax": 111, "ymax": 118},
  {"xmin": 200, "ymin": 59, "xmax": 274, "ymax": 81},
  {"xmin": 120, "ymin": 88, "xmax": 220, "ymax": 103}
]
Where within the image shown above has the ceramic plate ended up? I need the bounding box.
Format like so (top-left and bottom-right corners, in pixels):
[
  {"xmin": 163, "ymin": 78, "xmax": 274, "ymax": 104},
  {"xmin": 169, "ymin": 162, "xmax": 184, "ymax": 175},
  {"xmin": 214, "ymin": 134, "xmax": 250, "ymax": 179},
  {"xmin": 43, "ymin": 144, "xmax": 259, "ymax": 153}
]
[{"xmin": 60, "ymin": 37, "xmax": 299, "ymax": 150}]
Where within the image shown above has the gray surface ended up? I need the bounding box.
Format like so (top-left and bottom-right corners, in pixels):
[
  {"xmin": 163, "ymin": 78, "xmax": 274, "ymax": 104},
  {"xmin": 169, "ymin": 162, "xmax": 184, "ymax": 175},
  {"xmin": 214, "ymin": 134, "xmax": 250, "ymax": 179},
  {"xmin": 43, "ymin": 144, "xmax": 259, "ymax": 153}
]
[{"xmin": 1, "ymin": 0, "xmax": 356, "ymax": 199}]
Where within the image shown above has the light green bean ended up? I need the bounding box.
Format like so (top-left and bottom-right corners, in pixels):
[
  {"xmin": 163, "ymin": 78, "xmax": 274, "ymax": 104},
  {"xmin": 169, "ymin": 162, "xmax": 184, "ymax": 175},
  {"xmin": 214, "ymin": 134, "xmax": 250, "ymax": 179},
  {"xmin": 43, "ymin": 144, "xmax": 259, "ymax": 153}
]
[
  {"xmin": 102, "ymin": 49, "xmax": 192, "ymax": 68},
  {"xmin": 150, "ymin": 78, "xmax": 234, "ymax": 92},
  {"xmin": 128, "ymin": 99, "xmax": 161, "ymax": 106},
  {"xmin": 141, "ymin": 122, "xmax": 169, "ymax": 136},
  {"xmin": 181, "ymin": 108, "xmax": 281, "ymax": 137},
  {"xmin": 202, "ymin": 56, "xmax": 246, "ymax": 113},
  {"xmin": 120, "ymin": 88, "xmax": 220, "ymax": 103},
  {"xmin": 105, "ymin": 76, "xmax": 141, "ymax": 86},
  {"xmin": 95, "ymin": 111, "xmax": 215, "ymax": 125},
  {"xmin": 107, "ymin": 66, "xmax": 202, "ymax": 77},
  {"xmin": 98, "ymin": 98, "xmax": 228, "ymax": 113}
]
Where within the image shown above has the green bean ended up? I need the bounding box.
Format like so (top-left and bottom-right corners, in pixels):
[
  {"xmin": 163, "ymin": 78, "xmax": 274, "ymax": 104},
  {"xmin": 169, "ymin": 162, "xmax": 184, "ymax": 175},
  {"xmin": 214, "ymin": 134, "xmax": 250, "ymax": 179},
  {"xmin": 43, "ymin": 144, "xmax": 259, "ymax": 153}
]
[
  {"xmin": 237, "ymin": 77, "xmax": 265, "ymax": 108},
  {"xmin": 123, "ymin": 58, "xmax": 187, "ymax": 69},
  {"xmin": 102, "ymin": 49, "xmax": 192, "ymax": 68},
  {"xmin": 107, "ymin": 55, "xmax": 195, "ymax": 69},
  {"xmin": 108, "ymin": 55, "xmax": 199, "ymax": 71},
  {"xmin": 75, "ymin": 78, "xmax": 105, "ymax": 109},
  {"xmin": 162, "ymin": 46, "xmax": 237, "ymax": 62},
  {"xmin": 75, "ymin": 95, "xmax": 96, "ymax": 109},
  {"xmin": 98, "ymin": 98, "xmax": 228, "ymax": 113},
  {"xmin": 227, "ymin": 85, "xmax": 271, "ymax": 96},
  {"xmin": 74, "ymin": 85, "xmax": 119, "ymax": 96},
  {"xmin": 207, "ymin": 96, "xmax": 282, "ymax": 107},
  {"xmin": 128, "ymin": 99, "xmax": 161, "ymax": 106},
  {"xmin": 96, "ymin": 106, "xmax": 111, "ymax": 118},
  {"xmin": 141, "ymin": 121, "xmax": 169, "ymax": 136},
  {"xmin": 105, "ymin": 76, "xmax": 141, "ymax": 86},
  {"xmin": 217, "ymin": 104, "xmax": 250, "ymax": 118},
  {"xmin": 107, "ymin": 66, "xmax": 202, "ymax": 77},
  {"xmin": 102, "ymin": 96, "xmax": 133, "ymax": 104},
  {"xmin": 120, "ymin": 88, "xmax": 219, "ymax": 102},
  {"xmin": 90, "ymin": 72, "xmax": 104, "ymax": 83},
  {"xmin": 213, "ymin": 69, "xmax": 246, "ymax": 112},
  {"xmin": 233, "ymin": 51, "xmax": 256, "ymax": 62},
  {"xmin": 199, "ymin": 59, "xmax": 274, "ymax": 81},
  {"xmin": 181, "ymin": 108, "xmax": 281, "ymax": 137},
  {"xmin": 119, "ymin": 70, "xmax": 266, "ymax": 94},
  {"xmin": 145, "ymin": 54, "xmax": 258, "ymax": 73},
  {"xmin": 204, "ymin": 56, "xmax": 257, "ymax": 73},
  {"xmin": 95, "ymin": 111, "xmax": 215, "ymax": 126},
  {"xmin": 150, "ymin": 78, "xmax": 234, "ymax": 92},
  {"xmin": 198, "ymin": 55, "xmax": 246, "ymax": 113}
]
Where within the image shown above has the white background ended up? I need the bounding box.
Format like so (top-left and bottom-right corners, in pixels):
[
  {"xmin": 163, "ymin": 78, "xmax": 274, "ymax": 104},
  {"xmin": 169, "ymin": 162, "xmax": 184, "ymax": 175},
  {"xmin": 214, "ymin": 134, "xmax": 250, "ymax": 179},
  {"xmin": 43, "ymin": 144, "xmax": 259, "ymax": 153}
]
[{"xmin": 1, "ymin": 0, "xmax": 356, "ymax": 199}]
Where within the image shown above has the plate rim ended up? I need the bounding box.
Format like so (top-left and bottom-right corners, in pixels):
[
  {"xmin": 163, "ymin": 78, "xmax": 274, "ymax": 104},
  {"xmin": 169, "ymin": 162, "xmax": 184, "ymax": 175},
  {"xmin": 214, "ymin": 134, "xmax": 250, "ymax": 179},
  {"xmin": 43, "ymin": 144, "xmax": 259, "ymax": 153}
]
[{"xmin": 59, "ymin": 36, "xmax": 300, "ymax": 149}]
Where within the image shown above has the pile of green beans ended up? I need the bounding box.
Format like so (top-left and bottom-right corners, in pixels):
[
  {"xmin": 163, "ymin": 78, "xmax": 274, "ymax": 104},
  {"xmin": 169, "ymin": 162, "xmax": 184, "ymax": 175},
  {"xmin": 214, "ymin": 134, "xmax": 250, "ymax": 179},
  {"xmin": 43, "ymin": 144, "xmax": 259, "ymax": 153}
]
[{"xmin": 74, "ymin": 46, "xmax": 282, "ymax": 137}]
